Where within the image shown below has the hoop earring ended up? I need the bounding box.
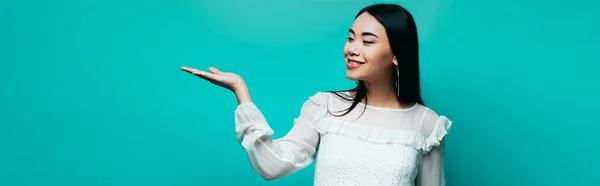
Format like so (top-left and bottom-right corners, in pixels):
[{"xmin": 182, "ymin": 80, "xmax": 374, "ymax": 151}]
[{"xmin": 396, "ymin": 67, "xmax": 400, "ymax": 96}]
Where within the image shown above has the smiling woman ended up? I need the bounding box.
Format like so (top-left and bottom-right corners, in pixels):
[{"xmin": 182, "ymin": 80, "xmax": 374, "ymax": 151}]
[
  {"xmin": 181, "ymin": 3, "xmax": 451, "ymax": 186},
  {"xmin": 1, "ymin": 0, "xmax": 598, "ymax": 185}
]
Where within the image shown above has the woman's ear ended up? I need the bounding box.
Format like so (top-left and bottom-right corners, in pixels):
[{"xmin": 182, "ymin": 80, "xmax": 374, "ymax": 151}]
[{"xmin": 392, "ymin": 56, "xmax": 398, "ymax": 66}]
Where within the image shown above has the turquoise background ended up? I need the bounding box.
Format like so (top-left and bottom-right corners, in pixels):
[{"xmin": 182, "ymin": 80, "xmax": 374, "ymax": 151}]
[{"xmin": 1, "ymin": 0, "xmax": 598, "ymax": 185}]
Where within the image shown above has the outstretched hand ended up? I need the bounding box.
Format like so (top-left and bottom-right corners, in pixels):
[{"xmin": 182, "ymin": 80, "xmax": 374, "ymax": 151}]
[{"xmin": 180, "ymin": 66, "xmax": 246, "ymax": 92}]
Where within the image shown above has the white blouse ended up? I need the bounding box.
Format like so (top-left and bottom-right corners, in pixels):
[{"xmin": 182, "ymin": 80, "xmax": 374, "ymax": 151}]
[{"xmin": 234, "ymin": 91, "xmax": 452, "ymax": 186}]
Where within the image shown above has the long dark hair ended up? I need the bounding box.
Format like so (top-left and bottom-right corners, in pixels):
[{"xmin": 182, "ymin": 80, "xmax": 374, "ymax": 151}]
[{"xmin": 328, "ymin": 3, "xmax": 425, "ymax": 116}]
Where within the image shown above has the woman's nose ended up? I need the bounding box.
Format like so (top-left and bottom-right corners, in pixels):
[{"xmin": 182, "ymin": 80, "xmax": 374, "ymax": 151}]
[{"xmin": 348, "ymin": 46, "xmax": 360, "ymax": 56}]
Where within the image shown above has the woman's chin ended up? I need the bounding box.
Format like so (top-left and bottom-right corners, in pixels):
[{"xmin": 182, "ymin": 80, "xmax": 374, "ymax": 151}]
[{"xmin": 346, "ymin": 72, "xmax": 362, "ymax": 81}]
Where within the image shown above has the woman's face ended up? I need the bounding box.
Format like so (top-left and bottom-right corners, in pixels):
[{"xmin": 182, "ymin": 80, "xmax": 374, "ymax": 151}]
[{"xmin": 344, "ymin": 12, "xmax": 397, "ymax": 82}]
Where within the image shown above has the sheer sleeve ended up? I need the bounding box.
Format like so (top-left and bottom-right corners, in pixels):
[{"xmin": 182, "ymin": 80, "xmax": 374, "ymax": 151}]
[
  {"xmin": 415, "ymin": 140, "xmax": 446, "ymax": 186},
  {"xmin": 233, "ymin": 92, "xmax": 327, "ymax": 180},
  {"xmin": 415, "ymin": 109, "xmax": 452, "ymax": 186}
]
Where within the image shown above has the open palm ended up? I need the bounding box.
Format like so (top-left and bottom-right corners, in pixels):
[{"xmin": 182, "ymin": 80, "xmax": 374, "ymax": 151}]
[{"xmin": 180, "ymin": 66, "xmax": 244, "ymax": 92}]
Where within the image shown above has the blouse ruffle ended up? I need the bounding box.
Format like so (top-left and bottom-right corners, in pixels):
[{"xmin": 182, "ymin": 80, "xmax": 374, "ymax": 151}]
[{"xmin": 310, "ymin": 92, "xmax": 452, "ymax": 154}]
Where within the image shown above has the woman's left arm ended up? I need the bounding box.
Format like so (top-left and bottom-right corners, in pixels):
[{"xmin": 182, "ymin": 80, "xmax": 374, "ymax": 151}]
[
  {"xmin": 415, "ymin": 110, "xmax": 452, "ymax": 186},
  {"xmin": 415, "ymin": 140, "xmax": 446, "ymax": 186}
]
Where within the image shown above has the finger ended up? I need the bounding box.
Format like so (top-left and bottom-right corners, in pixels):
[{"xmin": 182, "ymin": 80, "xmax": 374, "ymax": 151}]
[
  {"xmin": 193, "ymin": 70, "xmax": 218, "ymax": 81},
  {"xmin": 181, "ymin": 67, "xmax": 208, "ymax": 76},
  {"xmin": 180, "ymin": 66, "xmax": 198, "ymax": 73},
  {"xmin": 181, "ymin": 66, "xmax": 209, "ymax": 77},
  {"xmin": 208, "ymin": 67, "xmax": 221, "ymax": 74},
  {"xmin": 190, "ymin": 69, "xmax": 208, "ymax": 76}
]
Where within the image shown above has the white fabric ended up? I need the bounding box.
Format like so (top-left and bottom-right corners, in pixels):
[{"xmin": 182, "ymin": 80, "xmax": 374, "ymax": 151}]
[{"xmin": 234, "ymin": 91, "xmax": 452, "ymax": 186}]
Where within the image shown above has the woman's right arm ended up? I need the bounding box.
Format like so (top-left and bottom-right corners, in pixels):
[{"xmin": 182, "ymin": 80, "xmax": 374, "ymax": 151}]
[
  {"xmin": 180, "ymin": 66, "xmax": 325, "ymax": 180},
  {"xmin": 234, "ymin": 91, "xmax": 325, "ymax": 180}
]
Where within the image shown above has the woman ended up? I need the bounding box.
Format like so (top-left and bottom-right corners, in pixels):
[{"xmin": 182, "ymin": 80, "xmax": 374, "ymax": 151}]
[{"xmin": 181, "ymin": 3, "xmax": 452, "ymax": 186}]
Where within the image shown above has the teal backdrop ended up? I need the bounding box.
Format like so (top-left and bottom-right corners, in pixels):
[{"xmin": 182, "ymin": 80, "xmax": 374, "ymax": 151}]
[{"xmin": 1, "ymin": 0, "xmax": 598, "ymax": 185}]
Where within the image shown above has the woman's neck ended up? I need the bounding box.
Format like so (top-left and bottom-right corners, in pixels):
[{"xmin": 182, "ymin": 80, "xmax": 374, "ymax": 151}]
[{"xmin": 352, "ymin": 80, "xmax": 415, "ymax": 109}]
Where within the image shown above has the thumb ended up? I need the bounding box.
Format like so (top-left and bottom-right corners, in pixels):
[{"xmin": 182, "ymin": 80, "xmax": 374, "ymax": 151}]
[{"xmin": 208, "ymin": 67, "xmax": 222, "ymax": 74}]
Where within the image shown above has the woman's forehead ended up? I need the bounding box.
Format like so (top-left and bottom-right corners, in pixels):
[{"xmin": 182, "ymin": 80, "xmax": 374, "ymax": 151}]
[{"xmin": 350, "ymin": 13, "xmax": 386, "ymax": 37}]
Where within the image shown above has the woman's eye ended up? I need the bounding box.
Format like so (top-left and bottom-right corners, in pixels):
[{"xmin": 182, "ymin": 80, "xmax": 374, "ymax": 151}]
[
  {"xmin": 363, "ymin": 41, "xmax": 374, "ymax": 44},
  {"xmin": 347, "ymin": 37, "xmax": 355, "ymax": 42}
]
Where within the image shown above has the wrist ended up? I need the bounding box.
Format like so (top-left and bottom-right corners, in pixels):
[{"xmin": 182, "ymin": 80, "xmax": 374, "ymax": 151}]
[
  {"xmin": 233, "ymin": 84, "xmax": 252, "ymax": 105},
  {"xmin": 232, "ymin": 82, "xmax": 248, "ymax": 94}
]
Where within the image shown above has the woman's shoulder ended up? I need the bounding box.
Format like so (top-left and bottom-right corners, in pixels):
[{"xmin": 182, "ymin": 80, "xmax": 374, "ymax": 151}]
[
  {"xmin": 420, "ymin": 105, "xmax": 441, "ymax": 121},
  {"xmin": 306, "ymin": 91, "xmax": 329, "ymax": 102},
  {"xmin": 418, "ymin": 105, "xmax": 452, "ymax": 145},
  {"xmin": 299, "ymin": 91, "xmax": 336, "ymax": 108},
  {"xmin": 418, "ymin": 105, "xmax": 451, "ymax": 126},
  {"xmin": 306, "ymin": 91, "xmax": 350, "ymax": 103}
]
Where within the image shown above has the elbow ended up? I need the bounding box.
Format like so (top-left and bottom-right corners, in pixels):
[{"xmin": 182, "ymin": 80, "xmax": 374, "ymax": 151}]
[
  {"xmin": 261, "ymin": 175, "xmax": 278, "ymax": 181},
  {"xmin": 257, "ymin": 169, "xmax": 287, "ymax": 181},
  {"xmin": 253, "ymin": 162, "xmax": 296, "ymax": 181}
]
